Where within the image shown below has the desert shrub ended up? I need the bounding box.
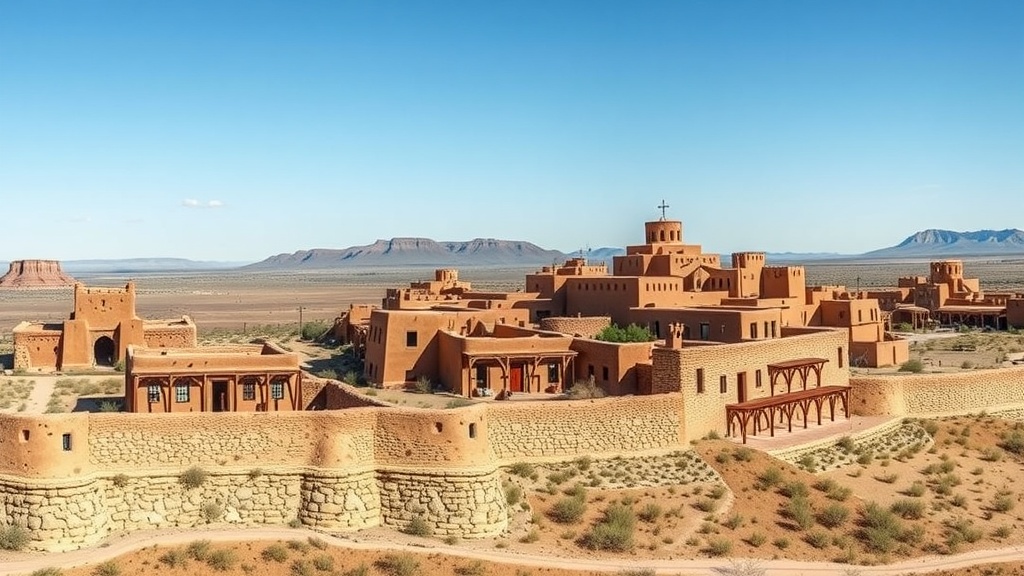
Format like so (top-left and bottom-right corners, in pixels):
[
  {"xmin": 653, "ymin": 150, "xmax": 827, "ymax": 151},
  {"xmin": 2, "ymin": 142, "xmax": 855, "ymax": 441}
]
[
  {"xmin": 992, "ymin": 525, "xmax": 1013, "ymax": 539},
  {"xmin": 159, "ymin": 548, "xmax": 188, "ymax": 568},
  {"xmin": 784, "ymin": 496, "xmax": 814, "ymax": 530},
  {"xmin": 714, "ymin": 450, "xmax": 731, "ymax": 464},
  {"xmin": 595, "ymin": 323, "xmax": 655, "ymax": 343},
  {"xmin": 812, "ymin": 478, "xmax": 838, "ymax": 493},
  {"xmin": 504, "ymin": 483, "xmax": 522, "ymax": 506},
  {"xmin": 508, "ymin": 462, "xmax": 535, "ymax": 478},
  {"xmin": 413, "ymin": 376, "xmax": 432, "ymax": 394},
  {"xmin": 797, "ymin": 454, "xmax": 817, "ymax": 471},
  {"xmin": 453, "ymin": 561, "xmax": 487, "ymax": 576},
  {"xmin": 1001, "ymin": 431, "xmax": 1024, "ymax": 455},
  {"xmin": 549, "ymin": 494, "xmax": 587, "ymax": 524},
  {"xmin": 375, "ymin": 553, "xmax": 420, "ymax": 576},
  {"xmin": 30, "ymin": 569, "xmax": 62, "ymax": 576},
  {"xmin": 519, "ymin": 528, "xmax": 540, "ymax": 543},
  {"xmin": 567, "ymin": 378, "xmax": 606, "ymax": 399},
  {"xmin": 0, "ymin": 524, "xmax": 30, "ymax": 550},
  {"xmin": 899, "ymin": 359, "xmax": 925, "ymax": 373},
  {"xmin": 694, "ymin": 498, "xmax": 718, "ymax": 513},
  {"xmin": 722, "ymin": 513, "xmax": 743, "ymax": 530},
  {"xmin": 93, "ymin": 562, "xmax": 121, "ymax": 576},
  {"xmin": 780, "ymin": 481, "xmax": 809, "ymax": 498},
  {"xmin": 186, "ymin": 540, "xmax": 212, "ymax": 561},
  {"xmin": 206, "ymin": 549, "xmax": 237, "ymax": 572},
  {"xmin": 312, "ymin": 554, "xmax": 335, "ymax": 571},
  {"xmin": 98, "ymin": 400, "xmax": 121, "ymax": 412},
  {"xmin": 342, "ymin": 564, "xmax": 370, "ymax": 576},
  {"xmin": 705, "ymin": 537, "xmax": 732, "ymax": 556},
  {"xmin": 202, "ymin": 501, "xmax": 224, "ymax": 523},
  {"xmin": 856, "ymin": 451, "xmax": 874, "ymax": 465},
  {"xmin": 111, "ymin": 473, "xmax": 129, "ymax": 488},
  {"xmin": 890, "ymin": 499, "xmax": 925, "ymax": 520},
  {"xmin": 922, "ymin": 420, "xmax": 939, "ymax": 435},
  {"xmin": 859, "ymin": 502, "xmax": 903, "ymax": 553},
  {"xmin": 904, "ymin": 481, "xmax": 926, "ymax": 497},
  {"xmin": 179, "ymin": 466, "xmax": 209, "ymax": 489},
  {"xmin": 836, "ymin": 436, "xmax": 856, "ymax": 453},
  {"xmin": 262, "ymin": 543, "xmax": 289, "ymax": 562},
  {"xmin": 403, "ymin": 515, "xmax": 432, "ymax": 537},
  {"xmin": 805, "ymin": 530, "xmax": 831, "ymax": 549},
  {"xmin": 816, "ymin": 503, "xmax": 849, "ymax": 528},
  {"xmin": 961, "ymin": 360, "xmax": 974, "ymax": 369},
  {"xmin": 300, "ymin": 321, "xmax": 330, "ymax": 341},
  {"xmin": 638, "ymin": 503, "xmax": 662, "ymax": 523},
  {"xmin": 757, "ymin": 467, "xmax": 784, "ymax": 489},
  {"xmin": 874, "ymin": 472, "xmax": 899, "ymax": 484},
  {"xmin": 773, "ymin": 537, "xmax": 790, "ymax": 549},
  {"xmin": 981, "ymin": 447, "xmax": 1004, "ymax": 462},
  {"xmin": 708, "ymin": 484, "xmax": 727, "ymax": 499},
  {"xmin": 746, "ymin": 532, "xmax": 767, "ymax": 547},
  {"xmin": 290, "ymin": 560, "xmax": 314, "ymax": 576},
  {"xmin": 548, "ymin": 469, "xmax": 574, "ymax": 484},
  {"xmin": 307, "ymin": 536, "xmax": 328, "ymax": 550},
  {"xmin": 991, "ymin": 494, "xmax": 1015, "ymax": 513},
  {"xmin": 581, "ymin": 504, "xmax": 636, "ymax": 552},
  {"xmin": 732, "ymin": 447, "xmax": 753, "ymax": 461},
  {"xmin": 827, "ymin": 485, "xmax": 852, "ymax": 501}
]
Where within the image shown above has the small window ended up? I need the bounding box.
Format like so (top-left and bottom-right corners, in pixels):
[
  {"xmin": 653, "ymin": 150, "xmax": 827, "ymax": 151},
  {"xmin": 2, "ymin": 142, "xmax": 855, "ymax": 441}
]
[
  {"xmin": 838, "ymin": 347, "xmax": 844, "ymax": 368},
  {"xmin": 147, "ymin": 385, "xmax": 160, "ymax": 403},
  {"xmin": 699, "ymin": 323, "xmax": 710, "ymax": 341},
  {"xmin": 61, "ymin": 433, "xmax": 72, "ymax": 451},
  {"xmin": 719, "ymin": 375, "xmax": 727, "ymax": 394},
  {"xmin": 175, "ymin": 383, "xmax": 190, "ymax": 403},
  {"xmin": 271, "ymin": 381, "xmax": 285, "ymax": 400},
  {"xmin": 696, "ymin": 369, "xmax": 705, "ymax": 394},
  {"xmin": 547, "ymin": 363, "xmax": 560, "ymax": 383},
  {"xmin": 755, "ymin": 370, "xmax": 762, "ymax": 388},
  {"xmin": 406, "ymin": 331, "xmax": 418, "ymax": 347},
  {"xmin": 468, "ymin": 423, "xmax": 477, "ymax": 438},
  {"xmin": 475, "ymin": 365, "xmax": 488, "ymax": 388},
  {"xmin": 602, "ymin": 366, "xmax": 609, "ymax": 381},
  {"xmin": 750, "ymin": 322, "xmax": 758, "ymax": 339},
  {"xmin": 242, "ymin": 382, "xmax": 256, "ymax": 401}
]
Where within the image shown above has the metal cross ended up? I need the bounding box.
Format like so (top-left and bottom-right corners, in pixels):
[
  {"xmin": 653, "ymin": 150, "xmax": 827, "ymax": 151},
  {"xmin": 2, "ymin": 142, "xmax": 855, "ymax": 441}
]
[{"xmin": 658, "ymin": 199, "xmax": 670, "ymax": 220}]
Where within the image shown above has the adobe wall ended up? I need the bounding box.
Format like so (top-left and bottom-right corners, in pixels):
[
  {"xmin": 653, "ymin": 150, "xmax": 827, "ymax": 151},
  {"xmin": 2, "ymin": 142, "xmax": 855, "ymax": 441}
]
[
  {"xmin": 539, "ymin": 316, "xmax": 610, "ymax": 338},
  {"xmin": 142, "ymin": 325, "xmax": 198, "ymax": 348},
  {"xmin": 486, "ymin": 395, "xmax": 684, "ymax": 461},
  {"xmin": 12, "ymin": 328, "xmax": 61, "ymax": 370},
  {"xmin": 851, "ymin": 366, "xmax": 1024, "ymax": 417}
]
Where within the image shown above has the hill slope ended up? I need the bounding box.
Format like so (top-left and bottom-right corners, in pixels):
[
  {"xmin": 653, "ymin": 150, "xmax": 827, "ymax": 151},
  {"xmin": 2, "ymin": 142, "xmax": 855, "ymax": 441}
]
[
  {"xmin": 245, "ymin": 238, "xmax": 568, "ymax": 269},
  {"xmin": 864, "ymin": 229, "xmax": 1024, "ymax": 258}
]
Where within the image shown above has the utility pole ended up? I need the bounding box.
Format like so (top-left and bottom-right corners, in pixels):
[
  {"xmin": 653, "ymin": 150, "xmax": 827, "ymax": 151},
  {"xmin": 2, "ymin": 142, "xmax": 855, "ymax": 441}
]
[{"xmin": 298, "ymin": 306, "xmax": 304, "ymax": 339}]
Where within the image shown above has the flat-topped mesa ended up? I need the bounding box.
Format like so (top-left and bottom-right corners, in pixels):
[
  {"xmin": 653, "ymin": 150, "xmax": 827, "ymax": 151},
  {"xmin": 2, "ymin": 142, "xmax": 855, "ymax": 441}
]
[{"xmin": 0, "ymin": 259, "xmax": 76, "ymax": 288}]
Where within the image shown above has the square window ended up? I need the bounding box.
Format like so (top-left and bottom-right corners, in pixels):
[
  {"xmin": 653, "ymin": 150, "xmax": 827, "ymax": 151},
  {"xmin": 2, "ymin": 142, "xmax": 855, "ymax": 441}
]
[
  {"xmin": 147, "ymin": 385, "xmax": 160, "ymax": 403},
  {"xmin": 406, "ymin": 331, "xmax": 418, "ymax": 347},
  {"xmin": 271, "ymin": 381, "xmax": 285, "ymax": 400},
  {"xmin": 175, "ymin": 383, "xmax": 190, "ymax": 403},
  {"xmin": 242, "ymin": 382, "xmax": 256, "ymax": 401}
]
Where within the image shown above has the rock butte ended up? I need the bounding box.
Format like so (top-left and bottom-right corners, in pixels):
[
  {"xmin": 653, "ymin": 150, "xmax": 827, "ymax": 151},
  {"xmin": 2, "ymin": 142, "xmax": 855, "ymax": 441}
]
[{"xmin": 0, "ymin": 260, "xmax": 76, "ymax": 289}]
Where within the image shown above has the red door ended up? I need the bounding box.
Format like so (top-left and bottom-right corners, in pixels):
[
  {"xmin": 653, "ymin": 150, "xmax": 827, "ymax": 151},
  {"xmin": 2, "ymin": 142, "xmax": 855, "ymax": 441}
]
[{"xmin": 510, "ymin": 366, "xmax": 524, "ymax": 392}]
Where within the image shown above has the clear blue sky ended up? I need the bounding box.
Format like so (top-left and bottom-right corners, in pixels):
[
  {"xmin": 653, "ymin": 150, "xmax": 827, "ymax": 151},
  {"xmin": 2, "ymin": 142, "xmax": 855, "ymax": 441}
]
[{"xmin": 1, "ymin": 1, "xmax": 1021, "ymax": 262}]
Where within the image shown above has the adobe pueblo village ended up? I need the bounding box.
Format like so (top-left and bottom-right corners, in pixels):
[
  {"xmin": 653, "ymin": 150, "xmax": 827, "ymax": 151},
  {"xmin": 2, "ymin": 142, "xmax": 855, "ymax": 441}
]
[{"xmin": 3, "ymin": 211, "xmax": 1024, "ymax": 576}]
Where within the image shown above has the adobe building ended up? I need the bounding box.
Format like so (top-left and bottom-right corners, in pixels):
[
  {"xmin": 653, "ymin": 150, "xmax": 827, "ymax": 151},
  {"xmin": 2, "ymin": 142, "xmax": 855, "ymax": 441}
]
[
  {"xmin": 867, "ymin": 260, "xmax": 1019, "ymax": 329},
  {"xmin": 12, "ymin": 282, "xmax": 197, "ymax": 371},
  {"xmin": 124, "ymin": 343, "xmax": 302, "ymax": 413}
]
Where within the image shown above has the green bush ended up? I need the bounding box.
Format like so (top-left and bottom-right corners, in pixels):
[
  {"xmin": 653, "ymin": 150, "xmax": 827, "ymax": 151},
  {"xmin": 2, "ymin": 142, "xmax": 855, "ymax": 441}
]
[
  {"xmin": 780, "ymin": 481, "xmax": 809, "ymax": 498},
  {"xmin": 898, "ymin": 359, "xmax": 925, "ymax": 373},
  {"xmin": 816, "ymin": 503, "xmax": 849, "ymax": 528},
  {"xmin": 202, "ymin": 501, "xmax": 224, "ymax": 523},
  {"xmin": 300, "ymin": 321, "xmax": 330, "ymax": 341},
  {"xmin": 93, "ymin": 562, "xmax": 121, "ymax": 576},
  {"xmin": 859, "ymin": 502, "xmax": 903, "ymax": 553},
  {"xmin": 804, "ymin": 530, "xmax": 831, "ymax": 549},
  {"xmin": 991, "ymin": 494, "xmax": 1015, "ymax": 513},
  {"xmin": 453, "ymin": 560, "xmax": 487, "ymax": 576},
  {"xmin": 312, "ymin": 554, "xmax": 334, "ymax": 571},
  {"xmin": 186, "ymin": 540, "xmax": 212, "ymax": 561},
  {"xmin": 403, "ymin": 515, "xmax": 432, "ymax": 537},
  {"xmin": 757, "ymin": 467, "xmax": 784, "ymax": 489},
  {"xmin": 705, "ymin": 537, "xmax": 732, "ymax": 556},
  {"xmin": 508, "ymin": 462, "xmax": 535, "ymax": 477},
  {"xmin": 159, "ymin": 548, "xmax": 188, "ymax": 568},
  {"xmin": 549, "ymin": 494, "xmax": 587, "ymax": 524},
  {"xmin": 638, "ymin": 502, "xmax": 662, "ymax": 523},
  {"xmin": 30, "ymin": 569, "xmax": 62, "ymax": 576},
  {"xmin": 746, "ymin": 532, "xmax": 767, "ymax": 547},
  {"xmin": 0, "ymin": 524, "xmax": 30, "ymax": 550},
  {"xmin": 890, "ymin": 499, "xmax": 925, "ymax": 519},
  {"xmin": 1000, "ymin": 431, "xmax": 1024, "ymax": 455},
  {"xmin": 581, "ymin": 504, "xmax": 636, "ymax": 551},
  {"xmin": 784, "ymin": 496, "xmax": 814, "ymax": 530},
  {"xmin": 594, "ymin": 323, "xmax": 656, "ymax": 343}
]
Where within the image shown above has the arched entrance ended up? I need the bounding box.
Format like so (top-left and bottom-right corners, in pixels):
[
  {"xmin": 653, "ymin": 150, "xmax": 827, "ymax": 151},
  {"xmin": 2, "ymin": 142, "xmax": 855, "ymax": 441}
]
[{"xmin": 94, "ymin": 336, "xmax": 115, "ymax": 366}]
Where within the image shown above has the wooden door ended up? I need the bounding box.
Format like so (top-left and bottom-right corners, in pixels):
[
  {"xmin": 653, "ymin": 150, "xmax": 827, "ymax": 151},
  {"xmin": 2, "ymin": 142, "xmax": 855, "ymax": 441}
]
[
  {"xmin": 510, "ymin": 365, "xmax": 524, "ymax": 392},
  {"xmin": 736, "ymin": 372, "xmax": 747, "ymax": 403}
]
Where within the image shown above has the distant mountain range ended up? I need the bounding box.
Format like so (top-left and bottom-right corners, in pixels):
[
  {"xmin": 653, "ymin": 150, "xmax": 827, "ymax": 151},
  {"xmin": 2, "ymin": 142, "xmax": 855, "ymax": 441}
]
[
  {"xmin": 242, "ymin": 238, "xmax": 567, "ymax": 270},
  {"xmin": 863, "ymin": 229, "xmax": 1024, "ymax": 259},
  {"xmin": 6, "ymin": 228, "xmax": 1022, "ymax": 274}
]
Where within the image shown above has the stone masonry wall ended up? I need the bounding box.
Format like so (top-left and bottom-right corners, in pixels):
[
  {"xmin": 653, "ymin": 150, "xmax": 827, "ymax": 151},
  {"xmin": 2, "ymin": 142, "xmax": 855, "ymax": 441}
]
[
  {"xmin": 539, "ymin": 316, "xmax": 611, "ymax": 338},
  {"xmin": 378, "ymin": 468, "xmax": 507, "ymax": 538},
  {"xmin": 852, "ymin": 366, "xmax": 1024, "ymax": 417},
  {"xmin": 0, "ymin": 475, "xmax": 106, "ymax": 552},
  {"xmin": 486, "ymin": 394, "xmax": 684, "ymax": 461}
]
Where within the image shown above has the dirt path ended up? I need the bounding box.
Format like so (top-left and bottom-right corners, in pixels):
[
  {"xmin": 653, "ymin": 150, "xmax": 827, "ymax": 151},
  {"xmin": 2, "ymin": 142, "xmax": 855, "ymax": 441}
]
[
  {"xmin": 22, "ymin": 376, "xmax": 54, "ymax": 414},
  {"xmin": 3, "ymin": 526, "xmax": 1024, "ymax": 576}
]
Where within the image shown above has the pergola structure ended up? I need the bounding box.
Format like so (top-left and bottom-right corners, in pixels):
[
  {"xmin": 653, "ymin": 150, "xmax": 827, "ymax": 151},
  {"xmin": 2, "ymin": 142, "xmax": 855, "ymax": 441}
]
[
  {"xmin": 889, "ymin": 305, "xmax": 932, "ymax": 331},
  {"xmin": 464, "ymin": 351, "xmax": 576, "ymax": 396},
  {"xmin": 936, "ymin": 306, "xmax": 1007, "ymax": 330},
  {"xmin": 726, "ymin": 357, "xmax": 850, "ymax": 444}
]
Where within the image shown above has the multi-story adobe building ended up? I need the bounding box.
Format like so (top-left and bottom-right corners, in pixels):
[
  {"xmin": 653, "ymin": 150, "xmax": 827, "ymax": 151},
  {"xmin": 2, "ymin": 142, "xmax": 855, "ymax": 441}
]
[
  {"xmin": 865, "ymin": 260, "xmax": 1024, "ymax": 330},
  {"xmin": 358, "ymin": 212, "xmax": 908, "ymax": 397}
]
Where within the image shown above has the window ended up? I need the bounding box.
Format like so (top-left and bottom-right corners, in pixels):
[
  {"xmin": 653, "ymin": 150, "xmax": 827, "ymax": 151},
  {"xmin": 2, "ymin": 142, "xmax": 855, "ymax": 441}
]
[
  {"xmin": 699, "ymin": 322, "xmax": 710, "ymax": 341},
  {"xmin": 696, "ymin": 369, "xmax": 705, "ymax": 394},
  {"xmin": 271, "ymin": 380, "xmax": 285, "ymax": 400},
  {"xmin": 750, "ymin": 322, "xmax": 758, "ymax": 339},
  {"xmin": 175, "ymin": 382, "xmax": 190, "ymax": 403},
  {"xmin": 838, "ymin": 347, "xmax": 844, "ymax": 368},
  {"xmin": 602, "ymin": 366, "xmax": 609, "ymax": 381},
  {"xmin": 468, "ymin": 423, "xmax": 477, "ymax": 438},
  {"xmin": 475, "ymin": 365, "xmax": 488, "ymax": 388},
  {"xmin": 147, "ymin": 385, "xmax": 160, "ymax": 403},
  {"xmin": 755, "ymin": 370, "xmax": 762, "ymax": 388},
  {"xmin": 406, "ymin": 331, "xmax": 418, "ymax": 347},
  {"xmin": 858, "ymin": 310, "xmax": 863, "ymax": 323},
  {"xmin": 62, "ymin": 433, "xmax": 72, "ymax": 451},
  {"xmin": 242, "ymin": 381, "xmax": 256, "ymax": 401},
  {"xmin": 771, "ymin": 321, "xmax": 777, "ymax": 337},
  {"xmin": 719, "ymin": 375, "xmax": 727, "ymax": 394},
  {"xmin": 547, "ymin": 363, "xmax": 560, "ymax": 383}
]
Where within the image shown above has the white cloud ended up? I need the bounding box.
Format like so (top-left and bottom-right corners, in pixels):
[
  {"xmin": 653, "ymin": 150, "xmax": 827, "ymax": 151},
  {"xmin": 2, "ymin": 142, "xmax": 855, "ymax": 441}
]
[{"xmin": 182, "ymin": 199, "xmax": 225, "ymax": 209}]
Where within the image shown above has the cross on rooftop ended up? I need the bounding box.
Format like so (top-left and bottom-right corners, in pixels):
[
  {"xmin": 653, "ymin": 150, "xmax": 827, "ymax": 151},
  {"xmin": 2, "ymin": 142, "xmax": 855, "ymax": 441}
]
[{"xmin": 658, "ymin": 199, "xmax": 670, "ymax": 220}]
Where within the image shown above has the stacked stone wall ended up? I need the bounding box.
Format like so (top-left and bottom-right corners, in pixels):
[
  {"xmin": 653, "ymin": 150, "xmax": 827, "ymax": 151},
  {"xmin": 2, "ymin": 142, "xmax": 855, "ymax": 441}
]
[
  {"xmin": 539, "ymin": 316, "xmax": 611, "ymax": 338},
  {"xmin": 852, "ymin": 366, "xmax": 1024, "ymax": 416},
  {"xmin": 486, "ymin": 395, "xmax": 683, "ymax": 461},
  {"xmin": 377, "ymin": 468, "xmax": 507, "ymax": 537}
]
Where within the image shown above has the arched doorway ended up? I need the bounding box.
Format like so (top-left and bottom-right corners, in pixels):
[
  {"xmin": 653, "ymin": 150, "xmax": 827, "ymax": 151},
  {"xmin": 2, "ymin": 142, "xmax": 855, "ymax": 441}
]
[{"xmin": 94, "ymin": 336, "xmax": 115, "ymax": 366}]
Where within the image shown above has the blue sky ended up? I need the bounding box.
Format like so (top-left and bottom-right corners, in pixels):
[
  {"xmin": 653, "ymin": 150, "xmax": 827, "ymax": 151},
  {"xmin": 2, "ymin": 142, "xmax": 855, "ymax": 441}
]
[{"xmin": 1, "ymin": 1, "xmax": 1021, "ymax": 262}]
